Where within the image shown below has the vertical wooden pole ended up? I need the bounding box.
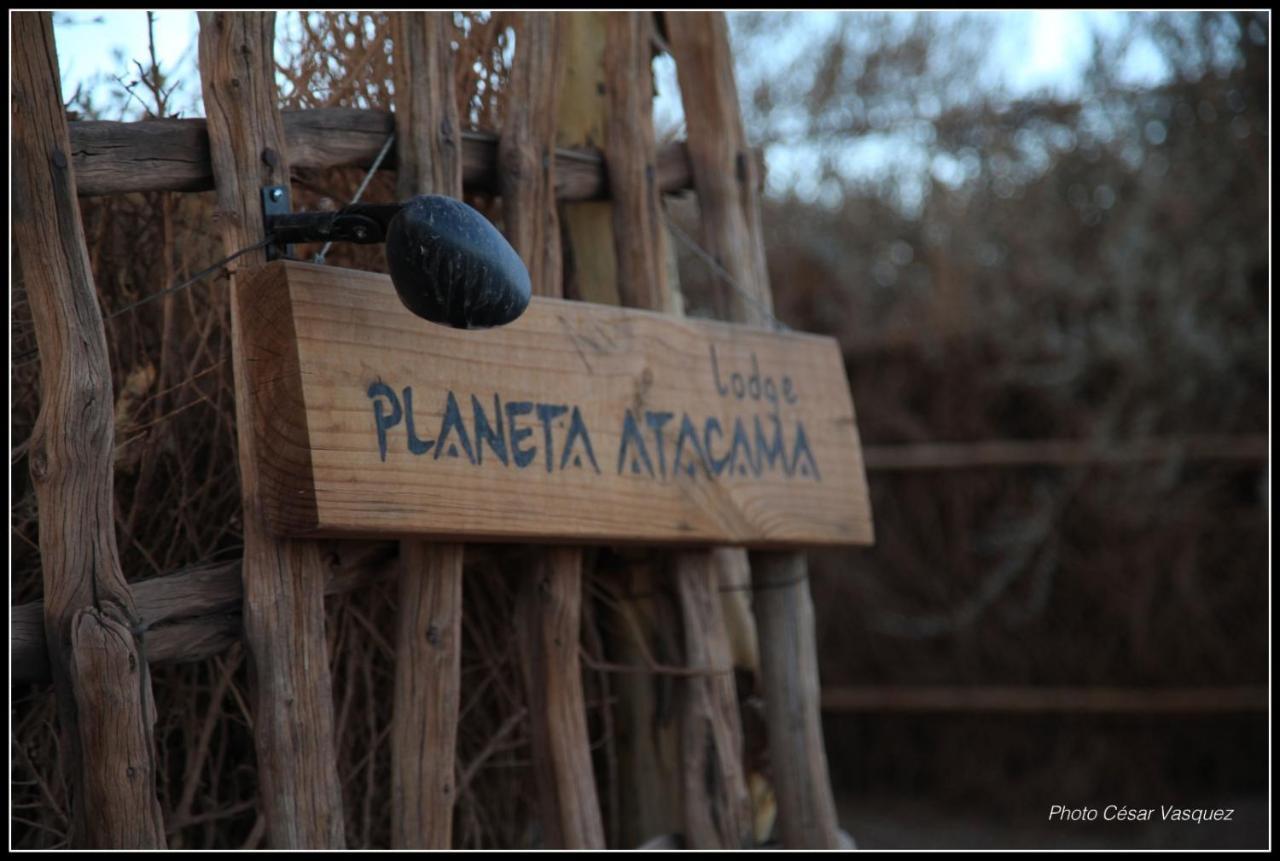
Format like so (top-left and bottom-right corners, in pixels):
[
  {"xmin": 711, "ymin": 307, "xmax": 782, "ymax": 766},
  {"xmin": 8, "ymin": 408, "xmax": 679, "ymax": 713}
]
[
  {"xmin": 12, "ymin": 12, "xmax": 166, "ymax": 847},
  {"xmin": 500, "ymin": 13, "xmax": 606, "ymax": 849},
  {"xmin": 748, "ymin": 553, "xmax": 840, "ymax": 847},
  {"xmin": 666, "ymin": 11, "xmax": 841, "ymax": 848},
  {"xmin": 388, "ymin": 12, "xmax": 465, "ymax": 849},
  {"xmin": 605, "ymin": 12, "xmax": 751, "ymax": 848},
  {"xmin": 197, "ymin": 12, "xmax": 345, "ymax": 848}
]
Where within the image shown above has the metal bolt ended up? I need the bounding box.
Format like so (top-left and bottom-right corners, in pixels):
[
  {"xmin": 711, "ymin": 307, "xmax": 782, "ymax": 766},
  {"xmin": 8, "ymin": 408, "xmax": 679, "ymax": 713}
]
[
  {"xmin": 269, "ymin": 187, "xmax": 284, "ymax": 202},
  {"xmin": 353, "ymin": 226, "xmax": 368, "ymax": 240}
]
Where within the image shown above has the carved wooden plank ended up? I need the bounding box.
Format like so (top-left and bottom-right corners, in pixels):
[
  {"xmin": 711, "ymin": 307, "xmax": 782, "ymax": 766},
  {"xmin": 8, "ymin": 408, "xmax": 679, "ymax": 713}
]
[
  {"xmin": 12, "ymin": 12, "xmax": 166, "ymax": 846},
  {"xmin": 236, "ymin": 261, "xmax": 872, "ymax": 548},
  {"xmin": 667, "ymin": 11, "xmax": 845, "ymax": 848},
  {"xmin": 67, "ymin": 110, "xmax": 706, "ymax": 201},
  {"xmin": 388, "ymin": 12, "xmax": 465, "ymax": 849},
  {"xmin": 501, "ymin": 14, "xmax": 605, "ymax": 848},
  {"xmin": 196, "ymin": 12, "xmax": 345, "ymax": 848},
  {"xmin": 747, "ymin": 553, "xmax": 840, "ymax": 848}
]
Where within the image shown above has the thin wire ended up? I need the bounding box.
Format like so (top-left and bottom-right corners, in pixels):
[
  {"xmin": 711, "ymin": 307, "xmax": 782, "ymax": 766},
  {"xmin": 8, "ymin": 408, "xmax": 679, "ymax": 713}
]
[
  {"xmin": 661, "ymin": 206, "xmax": 790, "ymax": 332},
  {"xmin": 313, "ymin": 130, "xmax": 396, "ymax": 265},
  {"xmin": 11, "ymin": 237, "xmax": 273, "ymax": 368}
]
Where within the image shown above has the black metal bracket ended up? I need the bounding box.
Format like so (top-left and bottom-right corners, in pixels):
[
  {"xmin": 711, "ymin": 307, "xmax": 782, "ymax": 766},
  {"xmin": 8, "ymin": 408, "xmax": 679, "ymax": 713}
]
[{"xmin": 262, "ymin": 184, "xmax": 402, "ymax": 261}]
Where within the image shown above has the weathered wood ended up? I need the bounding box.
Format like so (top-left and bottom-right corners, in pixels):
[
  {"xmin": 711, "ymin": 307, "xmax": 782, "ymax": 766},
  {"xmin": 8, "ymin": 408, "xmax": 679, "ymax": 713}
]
[
  {"xmin": 667, "ymin": 12, "xmax": 772, "ymax": 326},
  {"xmin": 820, "ymin": 685, "xmax": 1273, "ymax": 715},
  {"xmin": 67, "ymin": 109, "xmax": 708, "ymax": 201},
  {"xmin": 237, "ymin": 261, "xmax": 872, "ymax": 547},
  {"xmin": 748, "ymin": 552, "xmax": 840, "ymax": 849},
  {"xmin": 13, "ymin": 543, "xmax": 399, "ymax": 685},
  {"xmin": 668, "ymin": 12, "xmax": 844, "ymax": 848},
  {"xmin": 197, "ymin": 11, "xmax": 344, "ymax": 847},
  {"xmin": 499, "ymin": 12, "xmax": 564, "ymax": 305},
  {"xmin": 388, "ymin": 12, "xmax": 465, "ymax": 849},
  {"xmin": 674, "ymin": 552, "xmax": 752, "ymax": 848},
  {"xmin": 390, "ymin": 542, "xmax": 462, "ymax": 848},
  {"xmin": 605, "ymin": 11, "xmax": 752, "ymax": 848},
  {"xmin": 557, "ymin": 13, "xmax": 619, "ymax": 306},
  {"xmin": 12, "ymin": 11, "xmax": 166, "ymax": 847},
  {"xmin": 515, "ymin": 547, "xmax": 606, "ymax": 848},
  {"xmin": 501, "ymin": 15, "xmax": 605, "ymax": 848},
  {"xmin": 68, "ymin": 608, "xmax": 166, "ymax": 846}
]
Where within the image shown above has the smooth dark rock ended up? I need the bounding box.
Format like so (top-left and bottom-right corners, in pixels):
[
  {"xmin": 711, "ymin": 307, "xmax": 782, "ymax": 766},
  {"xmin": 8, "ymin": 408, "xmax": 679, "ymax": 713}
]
[{"xmin": 385, "ymin": 195, "xmax": 532, "ymax": 329}]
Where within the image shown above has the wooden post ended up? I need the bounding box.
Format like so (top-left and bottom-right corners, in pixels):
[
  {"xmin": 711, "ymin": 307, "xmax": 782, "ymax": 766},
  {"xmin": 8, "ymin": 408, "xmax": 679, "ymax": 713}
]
[
  {"xmin": 388, "ymin": 12, "xmax": 465, "ymax": 849},
  {"xmin": 13, "ymin": 14, "xmax": 167, "ymax": 846},
  {"xmin": 605, "ymin": 12, "xmax": 751, "ymax": 848},
  {"xmin": 666, "ymin": 11, "xmax": 842, "ymax": 848},
  {"xmin": 501, "ymin": 13, "xmax": 606, "ymax": 849},
  {"xmin": 197, "ymin": 12, "xmax": 345, "ymax": 847},
  {"xmin": 748, "ymin": 553, "xmax": 840, "ymax": 847}
]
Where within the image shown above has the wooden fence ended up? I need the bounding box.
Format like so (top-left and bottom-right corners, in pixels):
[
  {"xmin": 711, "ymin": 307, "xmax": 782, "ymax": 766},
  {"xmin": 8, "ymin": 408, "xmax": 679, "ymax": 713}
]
[{"xmin": 12, "ymin": 11, "xmax": 843, "ymax": 849}]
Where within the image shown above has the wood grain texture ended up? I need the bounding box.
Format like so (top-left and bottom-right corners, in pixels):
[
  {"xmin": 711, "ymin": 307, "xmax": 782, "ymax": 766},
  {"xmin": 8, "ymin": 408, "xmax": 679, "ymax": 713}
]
[
  {"xmin": 12, "ymin": 12, "xmax": 166, "ymax": 847},
  {"xmin": 501, "ymin": 14, "xmax": 605, "ymax": 848},
  {"xmin": 666, "ymin": 12, "xmax": 772, "ymax": 325},
  {"xmin": 388, "ymin": 12, "xmax": 465, "ymax": 849},
  {"xmin": 605, "ymin": 12, "xmax": 751, "ymax": 848},
  {"xmin": 675, "ymin": 552, "xmax": 752, "ymax": 848},
  {"xmin": 237, "ymin": 261, "xmax": 872, "ymax": 548},
  {"xmin": 67, "ymin": 109, "xmax": 707, "ymax": 201},
  {"xmin": 515, "ymin": 547, "xmax": 606, "ymax": 848},
  {"xmin": 667, "ymin": 12, "xmax": 845, "ymax": 848},
  {"xmin": 557, "ymin": 13, "xmax": 618, "ymax": 306},
  {"xmin": 747, "ymin": 553, "xmax": 840, "ymax": 849},
  {"xmin": 390, "ymin": 542, "xmax": 462, "ymax": 848},
  {"xmin": 197, "ymin": 12, "xmax": 345, "ymax": 848},
  {"xmin": 13, "ymin": 543, "xmax": 399, "ymax": 685}
]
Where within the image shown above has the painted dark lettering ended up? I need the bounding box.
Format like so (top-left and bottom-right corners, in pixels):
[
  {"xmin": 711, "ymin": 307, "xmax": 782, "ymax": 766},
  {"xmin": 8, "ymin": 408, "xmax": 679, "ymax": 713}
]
[
  {"xmin": 434, "ymin": 390, "xmax": 476, "ymax": 464},
  {"xmin": 726, "ymin": 416, "xmax": 758, "ymax": 476},
  {"xmin": 703, "ymin": 417, "xmax": 729, "ymax": 476},
  {"xmin": 754, "ymin": 413, "xmax": 789, "ymax": 475},
  {"xmin": 748, "ymin": 353, "xmax": 762, "ymax": 399},
  {"xmin": 560, "ymin": 406, "xmax": 601, "ymax": 473},
  {"xmin": 790, "ymin": 420, "xmax": 820, "ymax": 480},
  {"xmin": 617, "ymin": 410, "xmax": 655, "ymax": 478},
  {"xmin": 672, "ymin": 414, "xmax": 711, "ymax": 478},
  {"xmin": 710, "ymin": 344, "xmax": 730, "ymax": 396},
  {"xmin": 472, "ymin": 393, "xmax": 508, "ymax": 466},
  {"xmin": 506, "ymin": 400, "xmax": 536, "ymax": 469},
  {"xmin": 644, "ymin": 411, "xmax": 674, "ymax": 479},
  {"xmin": 536, "ymin": 403, "xmax": 569, "ymax": 473},
  {"xmin": 403, "ymin": 386, "xmax": 435, "ymax": 455},
  {"xmin": 368, "ymin": 382, "xmax": 401, "ymax": 463},
  {"xmin": 782, "ymin": 376, "xmax": 798, "ymax": 404}
]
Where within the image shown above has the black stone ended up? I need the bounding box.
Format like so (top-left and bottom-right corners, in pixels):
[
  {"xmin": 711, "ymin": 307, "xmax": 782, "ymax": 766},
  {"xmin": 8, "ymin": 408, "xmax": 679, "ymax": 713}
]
[{"xmin": 385, "ymin": 195, "xmax": 532, "ymax": 329}]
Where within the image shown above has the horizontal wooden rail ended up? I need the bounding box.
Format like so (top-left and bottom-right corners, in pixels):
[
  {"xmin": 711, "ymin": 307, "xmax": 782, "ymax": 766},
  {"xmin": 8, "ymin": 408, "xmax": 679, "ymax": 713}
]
[
  {"xmin": 12, "ymin": 541, "xmax": 396, "ymax": 685},
  {"xmin": 860, "ymin": 435, "xmax": 1270, "ymax": 471},
  {"xmin": 68, "ymin": 107, "xmax": 706, "ymax": 200},
  {"xmin": 821, "ymin": 685, "xmax": 1269, "ymax": 715}
]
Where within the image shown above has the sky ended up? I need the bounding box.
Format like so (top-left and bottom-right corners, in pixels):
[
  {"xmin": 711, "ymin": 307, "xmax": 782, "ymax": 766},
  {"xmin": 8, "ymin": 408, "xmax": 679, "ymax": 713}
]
[{"xmin": 50, "ymin": 11, "xmax": 1175, "ymax": 203}]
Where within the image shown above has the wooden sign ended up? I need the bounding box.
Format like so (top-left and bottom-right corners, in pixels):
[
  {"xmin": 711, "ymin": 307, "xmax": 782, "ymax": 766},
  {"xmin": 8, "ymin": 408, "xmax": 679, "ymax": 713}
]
[{"xmin": 238, "ymin": 261, "xmax": 874, "ymax": 547}]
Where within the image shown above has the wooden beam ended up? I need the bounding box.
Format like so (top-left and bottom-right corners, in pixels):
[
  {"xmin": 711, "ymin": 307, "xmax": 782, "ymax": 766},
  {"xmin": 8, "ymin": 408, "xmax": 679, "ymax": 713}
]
[
  {"xmin": 820, "ymin": 685, "xmax": 1272, "ymax": 715},
  {"xmin": 860, "ymin": 435, "xmax": 1272, "ymax": 471},
  {"xmin": 12, "ymin": 543, "xmax": 399, "ymax": 686},
  {"xmin": 12, "ymin": 12, "xmax": 166, "ymax": 846},
  {"xmin": 668, "ymin": 11, "xmax": 844, "ymax": 848},
  {"xmin": 388, "ymin": 12, "xmax": 465, "ymax": 850},
  {"xmin": 502, "ymin": 14, "xmax": 606, "ymax": 848},
  {"xmin": 236, "ymin": 261, "xmax": 872, "ymax": 548},
  {"xmin": 66, "ymin": 110, "xmax": 710, "ymax": 201},
  {"xmin": 197, "ymin": 12, "xmax": 344, "ymax": 847}
]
